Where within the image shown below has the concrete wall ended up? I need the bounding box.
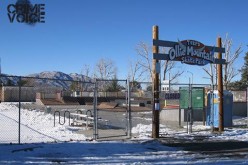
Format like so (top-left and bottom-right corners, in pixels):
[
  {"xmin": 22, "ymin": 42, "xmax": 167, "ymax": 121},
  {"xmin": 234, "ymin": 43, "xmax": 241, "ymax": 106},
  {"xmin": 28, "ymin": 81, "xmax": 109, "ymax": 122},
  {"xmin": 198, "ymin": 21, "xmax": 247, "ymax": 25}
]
[
  {"xmin": 0, "ymin": 88, "xmax": 2, "ymax": 101},
  {"xmin": 36, "ymin": 92, "xmax": 62, "ymax": 101},
  {"xmin": 160, "ymin": 102, "xmax": 247, "ymax": 122},
  {"xmin": 160, "ymin": 108, "xmax": 205, "ymax": 122},
  {"xmin": 2, "ymin": 86, "xmax": 35, "ymax": 102},
  {"xmin": 233, "ymin": 102, "xmax": 247, "ymax": 116},
  {"xmin": 160, "ymin": 109, "xmax": 182, "ymax": 122}
]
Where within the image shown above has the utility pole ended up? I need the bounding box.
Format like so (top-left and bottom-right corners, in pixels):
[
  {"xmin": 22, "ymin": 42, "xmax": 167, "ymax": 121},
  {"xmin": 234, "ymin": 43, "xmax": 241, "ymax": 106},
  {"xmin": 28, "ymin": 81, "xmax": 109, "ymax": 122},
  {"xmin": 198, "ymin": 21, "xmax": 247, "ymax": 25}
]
[
  {"xmin": 152, "ymin": 25, "xmax": 160, "ymax": 138},
  {"xmin": 217, "ymin": 37, "xmax": 224, "ymax": 132}
]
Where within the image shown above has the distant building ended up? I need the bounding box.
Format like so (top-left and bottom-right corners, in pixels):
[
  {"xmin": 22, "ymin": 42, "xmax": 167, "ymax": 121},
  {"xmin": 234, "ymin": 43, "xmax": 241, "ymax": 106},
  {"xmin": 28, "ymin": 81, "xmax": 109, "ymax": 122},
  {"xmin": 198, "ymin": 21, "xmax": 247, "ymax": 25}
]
[
  {"xmin": 72, "ymin": 90, "xmax": 81, "ymax": 97},
  {"xmin": 0, "ymin": 86, "xmax": 35, "ymax": 102},
  {"xmin": 161, "ymin": 80, "xmax": 170, "ymax": 92}
]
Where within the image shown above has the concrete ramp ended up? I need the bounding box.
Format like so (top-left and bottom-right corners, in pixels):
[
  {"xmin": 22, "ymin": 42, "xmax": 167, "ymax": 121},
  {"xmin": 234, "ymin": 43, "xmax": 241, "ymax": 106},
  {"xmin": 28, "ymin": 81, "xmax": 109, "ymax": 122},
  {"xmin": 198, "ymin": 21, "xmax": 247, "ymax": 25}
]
[
  {"xmin": 39, "ymin": 99, "xmax": 64, "ymax": 105},
  {"xmin": 36, "ymin": 99, "xmax": 44, "ymax": 106},
  {"xmin": 98, "ymin": 102, "xmax": 118, "ymax": 109}
]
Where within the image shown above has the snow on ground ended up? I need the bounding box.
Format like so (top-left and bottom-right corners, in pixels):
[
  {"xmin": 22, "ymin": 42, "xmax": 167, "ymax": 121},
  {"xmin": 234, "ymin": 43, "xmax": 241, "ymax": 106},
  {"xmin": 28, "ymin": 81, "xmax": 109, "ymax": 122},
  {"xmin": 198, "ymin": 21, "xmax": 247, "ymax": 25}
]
[
  {"xmin": 1, "ymin": 102, "xmax": 248, "ymax": 164},
  {"xmin": 0, "ymin": 103, "xmax": 87, "ymax": 143}
]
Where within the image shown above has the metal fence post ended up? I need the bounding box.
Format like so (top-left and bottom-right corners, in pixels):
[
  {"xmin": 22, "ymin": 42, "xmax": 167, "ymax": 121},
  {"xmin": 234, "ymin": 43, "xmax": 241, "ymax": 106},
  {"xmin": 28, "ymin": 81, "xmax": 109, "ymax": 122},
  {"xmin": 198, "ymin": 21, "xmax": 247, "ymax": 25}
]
[
  {"xmin": 187, "ymin": 78, "xmax": 193, "ymax": 134},
  {"xmin": 127, "ymin": 79, "xmax": 132, "ymax": 138},
  {"xmin": 189, "ymin": 83, "xmax": 193, "ymax": 133},
  {"xmin": 93, "ymin": 79, "xmax": 98, "ymax": 140},
  {"xmin": 18, "ymin": 76, "xmax": 21, "ymax": 144}
]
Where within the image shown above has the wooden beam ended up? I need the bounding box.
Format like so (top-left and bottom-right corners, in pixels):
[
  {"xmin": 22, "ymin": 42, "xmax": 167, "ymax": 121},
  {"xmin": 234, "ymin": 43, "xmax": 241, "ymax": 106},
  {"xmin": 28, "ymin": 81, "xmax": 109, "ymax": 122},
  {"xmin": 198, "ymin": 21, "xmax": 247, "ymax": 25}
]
[
  {"xmin": 153, "ymin": 39, "xmax": 225, "ymax": 53},
  {"xmin": 153, "ymin": 53, "xmax": 170, "ymax": 60}
]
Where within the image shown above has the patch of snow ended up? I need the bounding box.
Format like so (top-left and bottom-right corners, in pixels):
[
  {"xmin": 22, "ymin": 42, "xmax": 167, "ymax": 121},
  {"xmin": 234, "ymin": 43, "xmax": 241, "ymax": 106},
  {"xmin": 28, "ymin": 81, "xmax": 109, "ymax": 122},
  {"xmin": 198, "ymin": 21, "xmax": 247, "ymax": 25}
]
[
  {"xmin": 0, "ymin": 103, "xmax": 87, "ymax": 143},
  {"xmin": 1, "ymin": 102, "xmax": 248, "ymax": 164}
]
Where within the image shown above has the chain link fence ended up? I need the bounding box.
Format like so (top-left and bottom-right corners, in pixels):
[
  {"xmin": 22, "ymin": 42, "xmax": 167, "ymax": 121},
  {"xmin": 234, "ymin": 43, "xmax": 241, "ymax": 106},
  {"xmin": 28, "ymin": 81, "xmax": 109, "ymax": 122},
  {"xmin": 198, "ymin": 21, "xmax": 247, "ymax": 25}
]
[
  {"xmin": 1, "ymin": 74, "xmax": 247, "ymax": 143},
  {"xmin": 0, "ymin": 75, "xmax": 95, "ymax": 143},
  {"xmin": 0, "ymin": 76, "xmax": 155, "ymax": 143},
  {"xmin": 160, "ymin": 82, "xmax": 212, "ymax": 133},
  {"xmin": 0, "ymin": 76, "xmax": 143, "ymax": 143},
  {"xmin": 94, "ymin": 79, "xmax": 129, "ymax": 139},
  {"xmin": 231, "ymin": 90, "xmax": 247, "ymax": 127},
  {"xmin": 129, "ymin": 82, "xmax": 153, "ymax": 136}
]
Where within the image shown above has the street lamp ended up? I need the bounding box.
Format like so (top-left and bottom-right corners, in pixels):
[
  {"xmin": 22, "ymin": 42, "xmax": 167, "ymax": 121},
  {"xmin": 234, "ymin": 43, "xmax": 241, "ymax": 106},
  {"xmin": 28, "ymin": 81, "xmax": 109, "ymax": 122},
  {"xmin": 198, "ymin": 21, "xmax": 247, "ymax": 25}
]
[{"xmin": 187, "ymin": 71, "xmax": 193, "ymax": 84}]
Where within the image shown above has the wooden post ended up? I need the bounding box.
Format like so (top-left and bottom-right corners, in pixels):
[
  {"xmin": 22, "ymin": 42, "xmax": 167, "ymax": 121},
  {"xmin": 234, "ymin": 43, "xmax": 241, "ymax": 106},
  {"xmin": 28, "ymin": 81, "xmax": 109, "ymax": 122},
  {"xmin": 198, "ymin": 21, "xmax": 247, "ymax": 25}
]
[
  {"xmin": 152, "ymin": 25, "xmax": 160, "ymax": 138},
  {"xmin": 217, "ymin": 37, "xmax": 224, "ymax": 132}
]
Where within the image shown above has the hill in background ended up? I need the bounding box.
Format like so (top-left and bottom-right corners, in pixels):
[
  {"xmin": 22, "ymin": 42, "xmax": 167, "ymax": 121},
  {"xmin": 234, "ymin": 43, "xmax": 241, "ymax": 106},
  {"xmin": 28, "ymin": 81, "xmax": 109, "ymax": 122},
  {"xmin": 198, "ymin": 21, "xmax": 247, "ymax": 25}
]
[{"xmin": 0, "ymin": 71, "xmax": 93, "ymax": 90}]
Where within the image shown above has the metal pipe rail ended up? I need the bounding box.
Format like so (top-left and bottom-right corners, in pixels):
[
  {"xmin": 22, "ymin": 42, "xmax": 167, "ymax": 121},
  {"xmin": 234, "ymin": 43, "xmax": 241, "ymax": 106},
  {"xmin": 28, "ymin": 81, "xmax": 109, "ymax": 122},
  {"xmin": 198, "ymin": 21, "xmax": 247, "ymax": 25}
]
[{"xmin": 54, "ymin": 110, "xmax": 71, "ymax": 127}]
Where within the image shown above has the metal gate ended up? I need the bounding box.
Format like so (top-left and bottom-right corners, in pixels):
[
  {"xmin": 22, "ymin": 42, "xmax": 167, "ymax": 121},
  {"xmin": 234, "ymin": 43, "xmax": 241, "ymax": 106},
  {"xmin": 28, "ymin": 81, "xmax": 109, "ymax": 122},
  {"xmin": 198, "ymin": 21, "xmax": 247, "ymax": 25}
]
[
  {"xmin": 93, "ymin": 79, "xmax": 131, "ymax": 140},
  {"xmin": 160, "ymin": 81, "xmax": 211, "ymax": 132}
]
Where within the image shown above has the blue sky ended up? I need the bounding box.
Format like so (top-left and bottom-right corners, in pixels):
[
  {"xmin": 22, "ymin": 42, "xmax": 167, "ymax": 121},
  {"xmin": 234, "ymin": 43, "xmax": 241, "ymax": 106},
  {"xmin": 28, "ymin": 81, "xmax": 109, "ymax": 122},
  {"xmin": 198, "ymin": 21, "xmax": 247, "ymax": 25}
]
[{"xmin": 0, "ymin": 0, "xmax": 247, "ymax": 84}]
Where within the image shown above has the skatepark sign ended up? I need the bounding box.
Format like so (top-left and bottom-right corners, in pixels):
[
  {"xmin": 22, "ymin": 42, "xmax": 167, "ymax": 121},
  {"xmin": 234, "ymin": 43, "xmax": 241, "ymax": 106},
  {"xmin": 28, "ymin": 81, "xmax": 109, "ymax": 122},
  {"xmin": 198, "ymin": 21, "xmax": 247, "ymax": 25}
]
[
  {"xmin": 168, "ymin": 40, "xmax": 214, "ymax": 66},
  {"xmin": 153, "ymin": 39, "xmax": 226, "ymax": 65},
  {"xmin": 152, "ymin": 25, "xmax": 226, "ymax": 137}
]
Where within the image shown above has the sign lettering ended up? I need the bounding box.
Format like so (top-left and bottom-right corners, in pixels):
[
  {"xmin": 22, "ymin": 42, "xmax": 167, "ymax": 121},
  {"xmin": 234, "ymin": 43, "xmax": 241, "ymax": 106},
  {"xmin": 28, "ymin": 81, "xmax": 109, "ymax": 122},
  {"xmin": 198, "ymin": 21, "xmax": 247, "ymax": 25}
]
[
  {"xmin": 168, "ymin": 40, "xmax": 215, "ymax": 66},
  {"xmin": 165, "ymin": 93, "xmax": 180, "ymax": 100}
]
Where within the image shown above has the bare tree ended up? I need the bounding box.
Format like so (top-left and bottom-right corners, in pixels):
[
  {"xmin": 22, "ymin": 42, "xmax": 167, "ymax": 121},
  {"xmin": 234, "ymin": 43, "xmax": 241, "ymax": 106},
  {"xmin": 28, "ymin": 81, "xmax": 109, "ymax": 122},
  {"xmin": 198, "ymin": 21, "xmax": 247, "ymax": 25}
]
[
  {"xmin": 93, "ymin": 58, "xmax": 117, "ymax": 92},
  {"xmin": 203, "ymin": 64, "xmax": 215, "ymax": 88},
  {"xmin": 82, "ymin": 64, "xmax": 90, "ymax": 78},
  {"xmin": 94, "ymin": 58, "xmax": 117, "ymax": 80},
  {"xmin": 222, "ymin": 34, "xmax": 242, "ymax": 89},
  {"xmin": 160, "ymin": 47, "xmax": 184, "ymax": 82},
  {"xmin": 135, "ymin": 42, "xmax": 183, "ymax": 83},
  {"xmin": 203, "ymin": 34, "xmax": 242, "ymax": 89},
  {"xmin": 80, "ymin": 64, "xmax": 91, "ymax": 91},
  {"xmin": 128, "ymin": 59, "xmax": 143, "ymax": 82},
  {"xmin": 162, "ymin": 60, "xmax": 184, "ymax": 82},
  {"xmin": 135, "ymin": 42, "xmax": 153, "ymax": 82},
  {"xmin": 128, "ymin": 59, "xmax": 143, "ymax": 90}
]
